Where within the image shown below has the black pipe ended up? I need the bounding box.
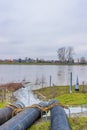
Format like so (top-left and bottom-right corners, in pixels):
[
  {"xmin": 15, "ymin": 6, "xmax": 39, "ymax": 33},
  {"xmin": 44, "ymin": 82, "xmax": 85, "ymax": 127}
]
[
  {"xmin": 0, "ymin": 100, "xmax": 72, "ymax": 130},
  {"xmin": 0, "ymin": 101, "xmax": 52, "ymax": 130},
  {"xmin": 0, "ymin": 107, "xmax": 41, "ymax": 130},
  {"xmin": 0, "ymin": 101, "xmax": 25, "ymax": 125},
  {"xmin": 51, "ymin": 103, "xmax": 72, "ymax": 130}
]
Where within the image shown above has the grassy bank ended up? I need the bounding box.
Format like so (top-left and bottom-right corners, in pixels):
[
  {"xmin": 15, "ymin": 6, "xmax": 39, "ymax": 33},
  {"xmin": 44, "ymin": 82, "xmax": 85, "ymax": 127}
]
[
  {"xmin": 34, "ymin": 85, "xmax": 87, "ymax": 105},
  {"xmin": 32, "ymin": 85, "xmax": 87, "ymax": 130},
  {"xmin": 57, "ymin": 93, "xmax": 87, "ymax": 105},
  {"xmin": 29, "ymin": 117, "xmax": 87, "ymax": 130},
  {"xmin": 0, "ymin": 61, "xmax": 87, "ymax": 65},
  {"xmin": 0, "ymin": 101, "xmax": 7, "ymax": 108},
  {"xmin": 29, "ymin": 121, "xmax": 51, "ymax": 130}
]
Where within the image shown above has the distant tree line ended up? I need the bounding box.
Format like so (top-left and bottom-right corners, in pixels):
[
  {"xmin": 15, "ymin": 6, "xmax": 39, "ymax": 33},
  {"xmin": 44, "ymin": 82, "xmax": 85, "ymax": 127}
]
[{"xmin": 0, "ymin": 46, "xmax": 87, "ymax": 64}]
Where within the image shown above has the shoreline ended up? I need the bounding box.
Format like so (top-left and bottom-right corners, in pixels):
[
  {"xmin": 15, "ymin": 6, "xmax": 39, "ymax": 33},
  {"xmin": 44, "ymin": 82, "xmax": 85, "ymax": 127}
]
[{"xmin": 0, "ymin": 62, "xmax": 87, "ymax": 66}]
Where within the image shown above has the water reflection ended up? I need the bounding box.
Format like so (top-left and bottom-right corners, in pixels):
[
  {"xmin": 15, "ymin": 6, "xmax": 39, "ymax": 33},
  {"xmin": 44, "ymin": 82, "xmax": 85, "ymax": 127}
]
[{"xmin": 0, "ymin": 65, "xmax": 87, "ymax": 86}]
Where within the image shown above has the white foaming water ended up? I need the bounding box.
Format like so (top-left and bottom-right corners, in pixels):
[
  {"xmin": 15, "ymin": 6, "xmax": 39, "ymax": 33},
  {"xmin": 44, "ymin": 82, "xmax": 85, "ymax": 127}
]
[{"xmin": 13, "ymin": 85, "xmax": 41, "ymax": 106}]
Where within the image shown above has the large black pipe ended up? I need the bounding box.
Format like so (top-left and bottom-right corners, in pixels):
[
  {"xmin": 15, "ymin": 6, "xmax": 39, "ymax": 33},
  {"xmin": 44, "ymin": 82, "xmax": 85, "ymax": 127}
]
[
  {"xmin": 0, "ymin": 101, "xmax": 25, "ymax": 125},
  {"xmin": 0, "ymin": 107, "xmax": 41, "ymax": 130},
  {"xmin": 51, "ymin": 103, "xmax": 72, "ymax": 130},
  {"xmin": 0, "ymin": 100, "xmax": 72, "ymax": 130},
  {"xmin": 0, "ymin": 101, "xmax": 53, "ymax": 130}
]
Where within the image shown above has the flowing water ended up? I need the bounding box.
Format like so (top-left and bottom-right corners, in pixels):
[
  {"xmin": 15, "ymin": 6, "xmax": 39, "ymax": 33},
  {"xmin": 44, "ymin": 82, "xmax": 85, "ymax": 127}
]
[{"xmin": 14, "ymin": 85, "xmax": 41, "ymax": 106}]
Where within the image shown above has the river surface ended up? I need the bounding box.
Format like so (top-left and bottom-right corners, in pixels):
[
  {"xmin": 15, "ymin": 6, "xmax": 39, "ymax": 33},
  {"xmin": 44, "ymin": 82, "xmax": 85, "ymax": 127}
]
[{"xmin": 0, "ymin": 65, "xmax": 87, "ymax": 88}]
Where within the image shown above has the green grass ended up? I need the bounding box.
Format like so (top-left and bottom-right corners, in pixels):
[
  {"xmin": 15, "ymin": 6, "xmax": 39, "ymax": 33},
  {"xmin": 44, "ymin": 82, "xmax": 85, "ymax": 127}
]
[
  {"xmin": 34, "ymin": 85, "xmax": 70, "ymax": 99},
  {"xmin": 28, "ymin": 117, "xmax": 87, "ymax": 130},
  {"xmin": 57, "ymin": 93, "xmax": 87, "ymax": 105},
  {"xmin": 29, "ymin": 121, "xmax": 50, "ymax": 130},
  {"xmin": 0, "ymin": 101, "xmax": 7, "ymax": 108},
  {"xmin": 34, "ymin": 85, "xmax": 87, "ymax": 105},
  {"xmin": 69, "ymin": 117, "xmax": 87, "ymax": 130}
]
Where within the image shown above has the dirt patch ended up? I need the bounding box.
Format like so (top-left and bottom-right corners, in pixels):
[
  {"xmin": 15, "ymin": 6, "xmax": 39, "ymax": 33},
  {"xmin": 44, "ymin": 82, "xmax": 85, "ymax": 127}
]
[{"xmin": 0, "ymin": 82, "xmax": 23, "ymax": 91}]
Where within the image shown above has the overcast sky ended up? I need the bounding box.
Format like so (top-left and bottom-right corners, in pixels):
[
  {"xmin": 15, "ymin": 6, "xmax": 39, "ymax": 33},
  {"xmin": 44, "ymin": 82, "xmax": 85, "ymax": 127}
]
[{"xmin": 0, "ymin": 0, "xmax": 87, "ymax": 60}]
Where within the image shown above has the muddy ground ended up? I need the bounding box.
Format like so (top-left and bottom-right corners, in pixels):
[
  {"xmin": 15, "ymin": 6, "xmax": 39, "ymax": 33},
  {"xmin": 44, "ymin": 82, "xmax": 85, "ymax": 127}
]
[{"xmin": 0, "ymin": 82, "xmax": 23, "ymax": 91}]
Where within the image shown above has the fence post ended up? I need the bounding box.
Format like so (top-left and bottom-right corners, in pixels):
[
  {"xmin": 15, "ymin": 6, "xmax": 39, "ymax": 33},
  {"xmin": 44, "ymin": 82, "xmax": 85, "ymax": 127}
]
[
  {"xmin": 70, "ymin": 72, "xmax": 72, "ymax": 93},
  {"xmin": 50, "ymin": 75, "xmax": 52, "ymax": 87}
]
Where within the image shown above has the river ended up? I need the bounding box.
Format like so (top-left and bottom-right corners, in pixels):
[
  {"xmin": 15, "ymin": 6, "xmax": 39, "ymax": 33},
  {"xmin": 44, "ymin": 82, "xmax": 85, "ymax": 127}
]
[
  {"xmin": 0, "ymin": 65, "xmax": 87, "ymax": 87},
  {"xmin": 1, "ymin": 64, "xmax": 86, "ymax": 115}
]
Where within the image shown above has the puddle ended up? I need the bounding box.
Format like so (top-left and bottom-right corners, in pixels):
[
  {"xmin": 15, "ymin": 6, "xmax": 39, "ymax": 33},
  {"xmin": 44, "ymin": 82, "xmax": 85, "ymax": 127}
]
[{"xmin": 65, "ymin": 106, "xmax": 87, "ymax": 116}]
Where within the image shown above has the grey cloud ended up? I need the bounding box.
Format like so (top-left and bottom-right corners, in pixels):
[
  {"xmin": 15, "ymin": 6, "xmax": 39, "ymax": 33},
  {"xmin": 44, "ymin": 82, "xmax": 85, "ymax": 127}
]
[{"xmin": 0, "ymin": 0, "xmax": 87, "ymax": 59}]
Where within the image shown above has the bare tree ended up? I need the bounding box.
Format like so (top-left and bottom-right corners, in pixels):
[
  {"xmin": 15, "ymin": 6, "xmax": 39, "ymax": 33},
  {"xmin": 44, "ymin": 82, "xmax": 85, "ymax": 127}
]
[
  {"xmin": 66, "ymin": 47, "xmax": 74, "ymax": 63},
  {"xmin": 57, "ymin": 46, "xmax": 74, "ymax": 63},
  {"xmin": 57, "ymin": 47, "xmax": 66, "ymax": 62}
]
